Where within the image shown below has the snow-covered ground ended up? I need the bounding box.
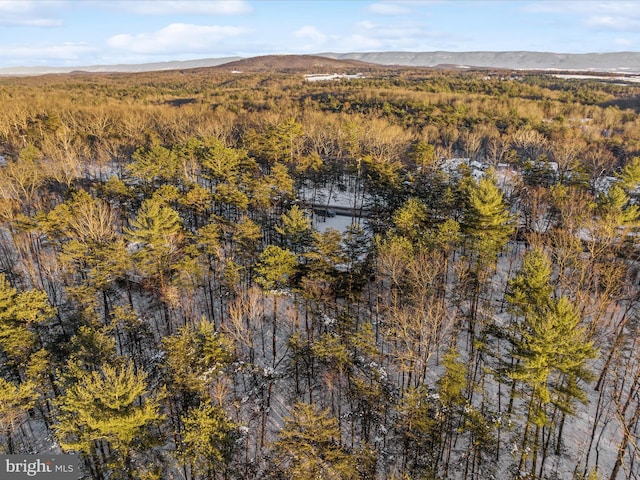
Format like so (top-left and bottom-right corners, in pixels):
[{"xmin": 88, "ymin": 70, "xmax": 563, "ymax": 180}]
[{"xmin": 313, "ymin": 213, "xmax": 362, "ymax": 233}]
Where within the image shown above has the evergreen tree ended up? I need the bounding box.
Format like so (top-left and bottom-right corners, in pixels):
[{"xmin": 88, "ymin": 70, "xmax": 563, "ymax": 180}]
[
  {"xmin": 0, "ymin": 377, "xmax": 37, "ymax": 453},
  {"xmin": 275, "ymin": 205, "xmax": 312, "ymax": 253},
  {"xmin": 125, "ymin": 196, "xmax": 183, "ymax": 292},
  {"xmin": 178, "ymin": 403, "xmax": 237, "ymax": 480},
  {"xmin": 341, "ymin": 224, "xmax": 371, "ymax": 298},
  {"xmin": 232, "ymin": 215, "xmax": 262, "ymax": 271},
  {"xmin": 396, "ymin": 385, "xmax": 438, "ymax": 476},
  {"xmin": 303, "ymin": 228, "xmax": 346, "ymax": 305},
  {"xmin": 246, "ymin": 119, "xmax": 303, "ymax": 167},
  {"xmin": 0, "ymin": 273, "xmax": 56, "ymax": 368},
  {"xmin": 508, "ymin": 295, "xmax": 597, "ymax": 477},
  {"xmin": 463, "ymin": 172, "xmax": 514, "ymax": 264},
  {"xmin": 255, "ymin": 245, "xmax": 298, "ymax": 293},
  {"xmin": 505, "ymin": 247, "xmax": 554, "ymax": 320},
  {"xmin": 162, "ymin": 319, "xmax": 235, "ymax": 407},
  {"xmin": 67, "ymin": 325, "xmax": 117, "ymax": 372},
  {"xmin": 199, "ymin": 138, "xmax": 255, "ymax": 215},
  {"xmin": 200, "ymin": 138, "xmax": 250, "ymax": 184},
  {"xmin": 616, "ymin": 156, "xmax": 640, "ymax": 192},
  {"xmin": 410, "ymin": 140, "xmax": 437, "ymax": 169},
  {"xmin": 462, "ymin": 172, "xmax": 514, "ymax": 340},
  {"xmin": 437, "ymin": 348, "xmax": 473, "ymax": 478},
  {"xmin": 599, "ymin": 184, "xmax": 639, "ymax": 228},
  {"xmin": 392, "ymin": 197, "xmax": 428, "ymax": 245},
  {"xmin": 55, "ymin": 360, "xmax": 163, "ymax": 479},
  {"xmin": 269, "ymin": 401, "xmax": 359, "ymax": 480},
  {"xmin": 255, "ymin": 245, "xmax": 297, "ymax": 362},
  {"xmin": 127, "ymin": 143, "xmax": 182, "ymax": 188}
]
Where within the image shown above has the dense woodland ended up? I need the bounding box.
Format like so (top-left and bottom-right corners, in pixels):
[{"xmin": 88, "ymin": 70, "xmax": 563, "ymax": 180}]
[{"xmin": 1, "ymin": 63, "xmax": 640, "ymax": 479}]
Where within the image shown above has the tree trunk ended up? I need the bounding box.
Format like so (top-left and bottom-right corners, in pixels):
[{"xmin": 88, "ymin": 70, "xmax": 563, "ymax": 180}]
[{"xmin": 609, "ymin": 402, "xmax": 640, "ymax": 480}]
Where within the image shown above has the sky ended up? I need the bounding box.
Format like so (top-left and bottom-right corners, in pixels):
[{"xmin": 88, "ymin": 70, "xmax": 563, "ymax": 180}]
[{"xmin": 0, "ymin": 0, "xmax": 639, "ymax": 68}]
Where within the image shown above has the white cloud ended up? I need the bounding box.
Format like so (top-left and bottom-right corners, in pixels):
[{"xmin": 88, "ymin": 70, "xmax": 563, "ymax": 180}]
[
  {"xmin": 286, "ymin": 18, "xmax": 444, "ymax": 54},
  {"xmin": 367, "ymin": 2, "xmax": 411, "ymax": 15},
  {"xmin": 294, "ymin": 25, "xmax": 327, "ymax": 43},
  {"xmin": 357, "ymin": 20, "xmax": 428, "ymax": 39},
  {"xmin": 349, "ymin": 19, "xmax": 443, "ymax": 50},
  {"xmin": 367, "ymin": 0, "xmax": 442, "ymax": 15},
  {"xmin": 355, "ymin": 20, "xmax": 377, "ymax": 29},
  {"xmin": 614, "ymin": 37, "xmax": 633, "ymax": 46},
  {"xmin": 0, "ymin": 0, "xmax": 64, "ymax": 26},
  {"xmin": 107, "ymin": 23, "xmax": 249, "ymax": 54},
  {"xmin": 523, "ymin": 1, "xmax": 639, "ymax": 15},
  {"xmin": 102, "ymin": 0, "xmax": 252, "ymax": 16},
  {"xmin": 523, "ymin": 1, "xmax": 640, "ymax": 31},
  {"xmin": 585, "ymin": 15, "xmax": 640, "ymax": 30},
  {"xmin": 345, "ymin": 34, "xmax": 384, "ymax": 50},
  {"xmin": 20, "ymin": 18, "xmax": 63, "ymax": 27},
  {"xmin": 0, "ymin": 42, "xmax": 95, "ymax": 60},
  {"xmin": 0, "ymin": 0, "xmax": 57, "ymax": 14}
]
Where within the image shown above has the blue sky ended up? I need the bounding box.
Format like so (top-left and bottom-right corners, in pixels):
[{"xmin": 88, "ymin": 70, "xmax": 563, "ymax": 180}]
[{"xmin": 0, "ymin": 0, "xmax": 639, "ymax": 67}]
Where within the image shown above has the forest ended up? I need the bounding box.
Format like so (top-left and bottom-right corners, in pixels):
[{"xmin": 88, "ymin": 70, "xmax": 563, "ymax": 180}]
[{"xmin": 0, "ymin": 61, "xmax": 640, "ymax": 480}]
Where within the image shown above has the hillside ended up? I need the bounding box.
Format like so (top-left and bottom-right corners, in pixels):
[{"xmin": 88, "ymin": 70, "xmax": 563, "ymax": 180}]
[{"xmin": 214, "ymin": 54, "xmax": 379, "ymax": 73}]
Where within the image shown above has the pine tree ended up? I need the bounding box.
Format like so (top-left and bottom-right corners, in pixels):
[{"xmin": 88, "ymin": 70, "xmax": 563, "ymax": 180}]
[
  {"xmin": 463, "ymin": 173, "xmax": 514, "ymax": 264},
  {"xmin": 55, "ymin": 360, "xmax": 163, "ymax": 479},
  {"xmin": 162, "ymin": 319, "xmax": 235, "ymax": 407},
  {"xmin": 255, "ymin": 245, "xmax": 297, "ymax": 363},
  {"xmin": 200, "ymin": 138, "xmax": 249, "ymax": 184},
  {"xmin": 127, "ymin": 143, "xmax": 182, "ymax": 188},
  {"xmin": 616, "ymin": 156, "xmax": 640, "ymax": 192},
  {"xmin": 246, "ymin": 119, "xmax": 303, "ymax": 167},
  {"xmin": 341, "ymin": 224, "xmax": 371, "ymax": 298},
  {"xmin": 392, "ymin": 197, "xmax": 428, "ymax": 245},
  {"xmin": 410, "ymin": 140, "xmax": 437, "ymax": 169},
  {"xmin": 276, "ymin": 205, "xmax": 312, "ymax": 253},
  {"xmin": 0, "ymin": 377, "xmax": 37, "ymax": 453},
  {"xmin": 396, "ymin": 385, "xmax": 438, "ymax": 476},
  {"xmin": 190, "ymin": 221, "xmax": 223, "ymax": 323},
  {"xmin": 505, "ymin": 247, "xmax": 553, "ymax": 320},
  {"xmin": 509, "ymin": 296, "xmax": 597, "ymax": 477},
  {"xmin": 199, "ymin": 138, "xmax": 255, "ymax": 215},
  {"xmin": 462, "ymin": 172, "xmax": 514, "ymax": 342},
  {"xmin": 503, "ymin": 248, "xmax": 597, "ymax": 475},
  {"xmin": 0, "ymin": 273, "xmax": 56, "ymax": 368},
  {"xmin": 178, "ymin": 403, "xmax": 237, "ymax": 480},
  {"xmin": 303, "ymin": 228, "xmax": 346, "ymax": 305},
  {"xmin": 599, "ymin": 184, "xmax": 639, "ymax": 228},
  {"xmin": 232, "ymin": 215, "xmax": 262, "ymax": 271},
  {"xmin": 41, "ymin": 190, "xmax": 127, "ymax": 323},
  {"xmin": 125, "ymin": 196, "xmax": 183, "ymax": 291},
  {"xmin": 67, "ymin": 325, "xmax": 117, "ymax": 372},
  {"xmin": 437, "ymin": 348, "xmax": 470, "ymax": 478},
  {"xmin": 270, "ymin": 402, "xmax": 359, "ymax": 480}
]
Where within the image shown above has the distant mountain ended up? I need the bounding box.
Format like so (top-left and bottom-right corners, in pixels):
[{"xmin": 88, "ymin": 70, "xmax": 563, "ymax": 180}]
[
  {"xmin": 0, "ymin": 57, "xmax": 241, "ymax": 76},
  {"xmin": 319, "ymin": 51, "xmax": 640, "ymax": 73},
  {"xmin": 4, "ymin": 51, "xmax": 640, "ymax": 77},
  {"xmin": 214, "ymin": 54, "xmax": 377, "ymax": 72}
]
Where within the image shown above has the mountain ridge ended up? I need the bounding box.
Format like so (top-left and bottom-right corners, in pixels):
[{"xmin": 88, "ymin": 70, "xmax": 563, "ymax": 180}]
[
  {"xmin": 0, "ymin": 56, "xmax": 241, "ymax": 76},
  {"xmin": 320, "ymin": 51, "xmax": 640, "ymax": 72},
  {"xmin": 2, "ymin": 51, "xmax": 640, "ymax": 76},
  {"xmin": 213, "ymin": 54, "xmax": 379, "ymax": 72}
]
